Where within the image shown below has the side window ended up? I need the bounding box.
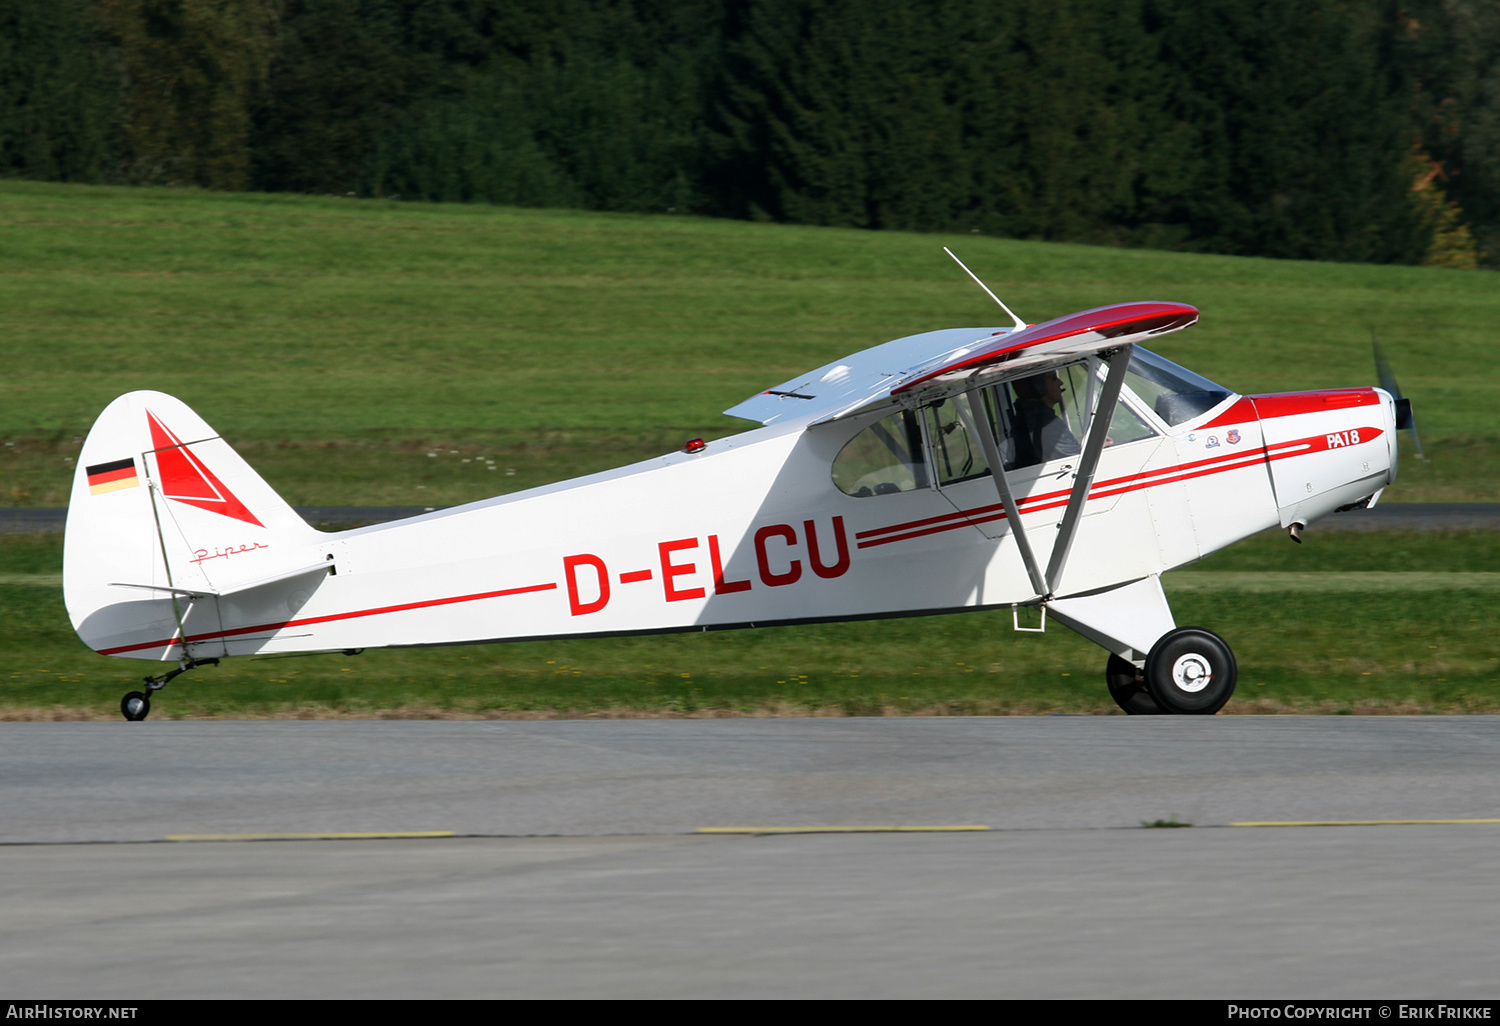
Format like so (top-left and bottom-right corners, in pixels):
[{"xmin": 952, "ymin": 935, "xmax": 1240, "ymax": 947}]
[
  {"xmin": 832, "ymin": 410, "xmax": 930, "ymax": 497},
  {"xmin": 924, "ymin": 398, "xmax": 989, "ymax": 486},
  {"xmin": 1001, "ymin": 366, "xmax": 1088, "ymax": 470},
  {"xmin": 835, "ymin": 359, "xmax": 1162, "ymax": 496},
  {"xmin": 992, "ymin": 361, "xmax": 1157, "ymax": 471},
  {"xmin": 1105, "ymin": 397, "xmax": 1157, "ymax": 447}
]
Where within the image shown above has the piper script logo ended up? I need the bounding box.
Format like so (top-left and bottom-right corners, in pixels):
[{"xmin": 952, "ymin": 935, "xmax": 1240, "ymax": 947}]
[{"xmin": 145, "ymin": 410, "xmax": 264, "ymax": 527}]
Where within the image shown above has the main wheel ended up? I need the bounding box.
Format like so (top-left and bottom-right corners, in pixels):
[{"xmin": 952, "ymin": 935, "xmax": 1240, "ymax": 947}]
[
  {"xmin": 121, "ymin": 691, "xmax": 151, "ymax": 721},
  {"xmin": 1106, "ymin": 653, "xmax": 1163, "ymax": 715},
  {"xmin": 1144, "ymin": 627, "xmax": 1236, "ymax": 715}
]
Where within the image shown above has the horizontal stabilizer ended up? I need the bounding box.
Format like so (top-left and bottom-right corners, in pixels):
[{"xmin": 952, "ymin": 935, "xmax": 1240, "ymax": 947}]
[{"xmin": 108, "ymin": 559, "xmax": 335, "ymax": 600}]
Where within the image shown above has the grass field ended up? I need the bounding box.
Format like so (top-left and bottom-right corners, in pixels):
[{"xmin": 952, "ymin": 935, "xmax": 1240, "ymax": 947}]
[
  {"xmin": 3, "ymin": 181, "xmax": 1496, "ymax": 718},
  {"xmin": 1, "ymin": 180, "xmax": 1496, "ymax": 507},
  {"xmin": 3, "ymin": 530, "xmax": 1497, "ymax": 719}
]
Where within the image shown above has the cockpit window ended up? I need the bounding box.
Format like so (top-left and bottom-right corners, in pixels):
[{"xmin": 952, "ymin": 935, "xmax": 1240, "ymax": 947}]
[
  {"xmin": 925, "ymin": 397, "xmax": 989, "ymax": 485},
  {"xmin": 833, "ymin": 355, "xmax": 1166, "ymax": 497},
  {"xmin": 922, "ymin": 364, "xmax": 1100, "ymax": 481},
  {"xmin": 832, "ymin": 409, "xmax": 930, "ymax": 496},
  {"xmin": 1103, "ymin": 394, "xmax": 1158, "ymax": 447},
  {"xmin": 1004, "ymin": 365, "xmax": 1088, "ymax": 470},
  {"xmin": 1126, "ymin": 347, "xmax": 1231, "ymax": 426}
]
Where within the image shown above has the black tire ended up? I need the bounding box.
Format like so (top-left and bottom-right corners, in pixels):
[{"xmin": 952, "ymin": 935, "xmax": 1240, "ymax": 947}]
[
  {"xmin": 1106, "ymin": 653, "xmax": 1164, "ymax": 715},
  {"xmin": 121, "ymin": 691, "xmax": 150, "ymax": 722},
  {"xmin": 1144, "ymin": 627, "xmax": 1236, "ymax": 715}
]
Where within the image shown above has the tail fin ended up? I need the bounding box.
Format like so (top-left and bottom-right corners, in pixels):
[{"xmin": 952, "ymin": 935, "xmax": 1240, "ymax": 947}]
[{"xmin": 64, "ymin": 391, "xmax": 325, "ymax": 660}]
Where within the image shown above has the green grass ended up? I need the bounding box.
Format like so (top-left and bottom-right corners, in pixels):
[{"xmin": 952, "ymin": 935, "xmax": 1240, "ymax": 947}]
[
  {"xmin": 1185, "ymin": 527, "xmax": 1500, "ymax": 573},
  {"xmin": 5, "ymin": 530, "xmax": 1497, "ymax": 719},
  {"xmin": 1, "ymin": 179, "xmax": 1497, "ymax": 507},
  {"xmin": 3, "ymin": 181, "xmax": 1496, "ymax": 718}
]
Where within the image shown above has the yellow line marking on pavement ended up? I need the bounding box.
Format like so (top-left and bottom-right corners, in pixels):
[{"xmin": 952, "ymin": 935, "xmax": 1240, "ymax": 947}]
[
  {"xmin": 1232, "ymin": 819, "xmax": 1500, "ymax": 828},
  {"xmin": 166, "ymin": 831, "xmax": 456, "ymax": 842},
  {"xmin": 697, "ymin": 825, "xmax": 991, "ymax": 835}
]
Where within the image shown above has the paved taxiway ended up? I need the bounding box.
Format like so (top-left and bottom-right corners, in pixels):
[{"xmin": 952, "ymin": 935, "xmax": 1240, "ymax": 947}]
[{"xmin": 4, "ymin": 717, "xmax": 1499, "ymax": 998}]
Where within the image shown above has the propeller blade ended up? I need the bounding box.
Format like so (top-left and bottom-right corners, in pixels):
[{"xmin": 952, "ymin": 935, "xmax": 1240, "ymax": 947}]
[
  {"xmin": 1372, "ymin": 337, "xmax": 1424, "ymax": 460},
  {"xmin": 1373, "ymin": 339, "xmax": 1401, "ymax": 399}
]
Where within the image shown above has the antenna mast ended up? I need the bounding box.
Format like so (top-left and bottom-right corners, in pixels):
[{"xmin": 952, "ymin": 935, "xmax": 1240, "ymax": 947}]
[{"xmin": 944, "ymin": 247, "xmax": 1026, "ymax": 331}]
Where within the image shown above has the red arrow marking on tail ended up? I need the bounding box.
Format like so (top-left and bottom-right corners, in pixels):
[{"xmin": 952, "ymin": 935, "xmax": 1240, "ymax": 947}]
[{"xmin": 146, "ymin": 410, "xmax": 264, "ymax": 528}]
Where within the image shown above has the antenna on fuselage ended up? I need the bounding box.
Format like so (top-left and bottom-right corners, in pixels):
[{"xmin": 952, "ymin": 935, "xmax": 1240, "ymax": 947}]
[{"xmin": 943, "ymin": 247, "xmax": 1026, "ymax": 332}]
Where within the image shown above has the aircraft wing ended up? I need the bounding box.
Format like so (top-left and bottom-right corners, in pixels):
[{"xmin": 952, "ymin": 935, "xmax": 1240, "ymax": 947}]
[
  {"xmin": 723, "ymin": 326, "xmax": 1010, "ymax": 427},
  {"xmin": 723, "ymin": 302, "xmax": 1198, "ymax": 426}
]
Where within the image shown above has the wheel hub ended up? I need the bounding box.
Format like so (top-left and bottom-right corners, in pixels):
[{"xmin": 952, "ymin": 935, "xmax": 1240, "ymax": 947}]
[{"xmin": 1170, "ymin": 653, "xmax": 1212, "ymax": 693}]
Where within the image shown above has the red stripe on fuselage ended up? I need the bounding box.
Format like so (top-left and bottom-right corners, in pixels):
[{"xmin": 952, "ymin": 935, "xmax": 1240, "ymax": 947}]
[
  {"xmin": 855, "ymin": 425, "xmax": 1382, "ymax": 550},
  {"xmin": 96, "ymin": 580, "xmax": 559, "ymax": 656},
  {"xmin": 856, "ymin": 445, "xmax": 1259, "ymax": 548}
]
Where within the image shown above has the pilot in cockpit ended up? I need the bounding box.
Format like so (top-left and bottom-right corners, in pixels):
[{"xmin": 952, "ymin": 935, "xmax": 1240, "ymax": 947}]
[{"xmin": 1011, "ymin": 370, "xmax": 1082, "ymax": 466}]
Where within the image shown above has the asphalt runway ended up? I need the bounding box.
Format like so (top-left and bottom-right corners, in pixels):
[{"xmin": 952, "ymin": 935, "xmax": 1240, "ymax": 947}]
[{"xmin": 3, "ymin": 717, "xmax": 1500, "ymax": 998}]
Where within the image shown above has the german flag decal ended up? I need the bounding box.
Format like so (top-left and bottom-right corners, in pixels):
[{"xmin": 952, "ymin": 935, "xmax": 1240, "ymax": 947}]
[{"xmin": 87, "ymin": 458, "xmax": 140, "ymax": 496}]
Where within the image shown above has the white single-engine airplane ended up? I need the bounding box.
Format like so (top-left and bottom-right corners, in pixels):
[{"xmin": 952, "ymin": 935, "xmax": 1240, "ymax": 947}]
[{"xmin": 64, "ymin": 261, "xmax": 1410, "ymax": 719}]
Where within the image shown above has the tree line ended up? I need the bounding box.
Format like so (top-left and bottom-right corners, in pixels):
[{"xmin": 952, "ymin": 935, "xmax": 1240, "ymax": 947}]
[{"xmin": 3, "ymin": 0, "xmax": 1496, "ymax": 266}]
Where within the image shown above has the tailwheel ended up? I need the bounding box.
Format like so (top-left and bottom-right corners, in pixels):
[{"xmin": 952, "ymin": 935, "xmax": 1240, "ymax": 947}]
[
  {"xmin": 1144, "ymin": 627, "xmax": 1236, "ymax": 715},
  {"xmin": 120, "ymin": 691, "xmax": 150, "ymax": 721},
  {"xmin": 119, "ymin": 657, "xmax": 219, "ymax": 722},
  {"xmin": 1106, "ymin": 654, "xmax": 1163, "ymax": 715}
]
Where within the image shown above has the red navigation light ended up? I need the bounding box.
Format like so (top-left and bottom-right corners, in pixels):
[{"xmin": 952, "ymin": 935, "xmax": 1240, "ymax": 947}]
[{"xmin": 684, "ymin": 438, "xmax": 707, "ymax": 454}]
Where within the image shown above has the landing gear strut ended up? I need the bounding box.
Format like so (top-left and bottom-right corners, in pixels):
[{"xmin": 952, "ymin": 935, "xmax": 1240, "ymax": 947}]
[
  {"xmin": 120, "ymin": 658, "xmax": 219, "ymax": 721},
  {"xmin": 1105, "ymin": 627, "xmax": 1237, "ymax": 715}
]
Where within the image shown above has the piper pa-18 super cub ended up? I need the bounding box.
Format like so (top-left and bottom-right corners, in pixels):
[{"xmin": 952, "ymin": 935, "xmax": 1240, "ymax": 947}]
[{"xmin": 64, "ymin": 266, "xmax": 1407, "ymax": 719}]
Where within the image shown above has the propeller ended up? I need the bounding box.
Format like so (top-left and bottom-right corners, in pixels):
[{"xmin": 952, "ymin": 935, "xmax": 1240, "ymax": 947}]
[{"xmin": 1373, "ymin": 336, "xmax": 1424, "ymax": 461}]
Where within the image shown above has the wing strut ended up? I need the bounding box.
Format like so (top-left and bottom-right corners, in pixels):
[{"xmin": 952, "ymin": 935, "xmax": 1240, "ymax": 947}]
[
  {"xmin": 954, "ymin": 345, "xmax": 1132, "ymax": 603},
  {"xmin": 955, "ymin": 393, "xmax": 1047, "ymax": 598},
  {"xmin": 1044, "ymin": 346, "xmax": 1132, "ymax": 594}
]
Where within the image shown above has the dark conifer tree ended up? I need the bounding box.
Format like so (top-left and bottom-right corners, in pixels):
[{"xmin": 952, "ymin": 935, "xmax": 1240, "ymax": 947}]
[
  {"xmin": 251, "ymin": 0, "xmax": 417, "ymax": 195},
  {"xmin": 0, "ymin": 0, "xmax": 1464, "ymax": 265},
  {"xmin": 961, "ymin": 0, "xmax": 1175, "ymax": 243},
  {"xmin": 94, "ymin": 0, "xmax": 283, "ymax": 190},
  {"xmin": 1149, "ymin": 0, "xmax": 1426, "ymax": 262},
  {"xmin": 0, "ymin": 0, "xmax": 115, "ymax": 182},
  {"xmin": 713, "ymin": 0, "xmax": 970, "ymax": 228},
  {"xmin": 1375, "ymin": 0, "xmax": 1500, "ymax": 259},
  {"xmin": 347, "ymin": 0, "xmax": 722, "ymax": 210}
]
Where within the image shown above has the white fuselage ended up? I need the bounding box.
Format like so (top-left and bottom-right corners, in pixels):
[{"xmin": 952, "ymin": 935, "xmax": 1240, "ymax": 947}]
[{"xmin": 84, "ymin": 384, "xmax": 1398, "ymax": 662}]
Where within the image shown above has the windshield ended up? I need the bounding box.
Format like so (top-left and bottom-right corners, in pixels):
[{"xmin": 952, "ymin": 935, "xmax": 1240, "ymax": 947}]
[{"xmin": 1126, "ymin": 347, "xmax": 1231, "ymax": 426}]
